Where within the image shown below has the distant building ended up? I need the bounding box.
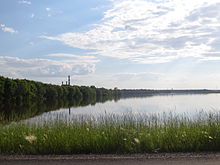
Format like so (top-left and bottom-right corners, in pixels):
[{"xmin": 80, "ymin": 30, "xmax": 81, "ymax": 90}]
[
  {"xmin": 62, "ymin": 76, "xmax": 71, "ymax": 86},
  {"xmin": 68, "ymin": 75, "xmax": 70, "ymax": 86}
]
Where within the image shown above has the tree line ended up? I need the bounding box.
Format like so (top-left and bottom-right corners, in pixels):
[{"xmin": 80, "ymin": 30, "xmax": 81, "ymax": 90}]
[{"xmin": 0, "ymin": 76, "xmax": 120, "ymax": 105}]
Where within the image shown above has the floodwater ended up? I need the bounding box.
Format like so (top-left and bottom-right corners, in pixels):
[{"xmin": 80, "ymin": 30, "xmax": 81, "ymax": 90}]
[{"xmin": 25, "ymin": 94, "xmax": 220, "ymax": 124}]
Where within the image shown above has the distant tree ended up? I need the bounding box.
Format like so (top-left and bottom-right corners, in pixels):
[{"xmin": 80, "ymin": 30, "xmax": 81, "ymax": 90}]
[
  {"xmin": 67, "ymin": 86, "xmax": 76, "ymax": 99},
  {"xmin": 56, "ymin": 86, "xmax": 64, "ymax": 99},
  {"xmin": 28, "ymin": 81, "xmax": 37, "ymax": 100},
  {"xmin": 0, "ymin": 76, "xmax": 5, "ymax": 101},
  {"xmin": 15, "ymin": 79, "xmax": 29, "ymax": 102},
  {"xmin": 44, "ymin": 86, "xmax": 58, "ymax": 100},
  {"xmin": 74, "ymin": 86, "xmax": 83, "ymax": 100},
  {"xmin": 0, "ymin": 75, "xmax": 120, "ymax": 106},
  {"xmin": 4, "ymin": 78, "xmax": 17, "ymax": 100},
  {"xmin": 35, "ymin": 82, "xmax": 46, "ymax": 100}
]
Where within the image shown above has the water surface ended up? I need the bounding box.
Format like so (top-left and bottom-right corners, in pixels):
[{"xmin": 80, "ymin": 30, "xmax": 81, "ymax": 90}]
[{"xmin": 25, "ymin": 94, "xmax": 220, "ymax": 124}]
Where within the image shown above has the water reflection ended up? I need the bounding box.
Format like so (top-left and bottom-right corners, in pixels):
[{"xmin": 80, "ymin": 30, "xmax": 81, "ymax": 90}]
[
  {"xmin": 21, "ymin": 94, "xmax": 220, "ymax": 125},
  {"xmin": 2, "ymin": 94, "xmax": 220, "ymax": 125},
  {"xmin": 0, "ymin": 95, "xmax": 120, "ymax": 124}
]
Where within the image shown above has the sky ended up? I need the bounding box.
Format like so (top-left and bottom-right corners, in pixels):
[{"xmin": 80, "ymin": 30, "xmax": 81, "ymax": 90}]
[{"xmin": 1, "ymin": 0, "xmax": 220, "ymax": 89}]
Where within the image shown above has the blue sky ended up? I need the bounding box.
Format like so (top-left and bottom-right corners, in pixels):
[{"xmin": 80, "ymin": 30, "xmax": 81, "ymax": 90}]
[{"xmin": 1, "ymin": 0, "xmax": 220, "ymax": 89}]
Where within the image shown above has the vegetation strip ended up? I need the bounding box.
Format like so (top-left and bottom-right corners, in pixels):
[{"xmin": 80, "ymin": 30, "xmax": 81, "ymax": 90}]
[
  {"xmin": 0, "ymin": 75, "xmax": 120, "ymax": 105},
  {"xmin": 1, "ymin": 113, "xmax": 220, "ymax": 154}
]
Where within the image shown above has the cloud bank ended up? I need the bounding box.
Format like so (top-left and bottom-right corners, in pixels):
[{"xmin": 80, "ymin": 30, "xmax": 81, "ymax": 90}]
[
  {"xmin": 0, "ymin": 56, "xmax": 97, "ymax": 78},
  {"xmin": 41, "ymin": 0, "xmax": 220, "ymax": 64}
]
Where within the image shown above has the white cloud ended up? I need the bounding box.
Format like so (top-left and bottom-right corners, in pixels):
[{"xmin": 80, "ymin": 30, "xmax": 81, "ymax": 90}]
[
  {"xmin": 0, "ymin": 56, "xmax": 96, "ymax": 78},
  {"xmin": 30, "ymin": 13, "xmax": 35, "ymax": 18},
  {"xmin": 45, "ymin": 8, "xmax": 53, "ymax": 17},
  {"xmin": 46, "ymin": 53, "xmax": 100, "ymax": 63},
  {"xmin": 41, "ymin": 0, "xmax": 220, "ymax": 64},
  {"xmin": 0, "ymin": 24, "xmax": 18, "ymax": 34},
  {"xmin": 46, "ymin": 8, "xmax": 51, "ymax": 11},
  {"xmin": 18, "ymin": 0, "xmax": 31, "ymax": 5}
]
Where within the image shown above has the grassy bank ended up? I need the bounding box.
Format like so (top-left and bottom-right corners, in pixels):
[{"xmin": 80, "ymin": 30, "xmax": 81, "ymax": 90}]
[{"xmin": 1, "ymin": 112, "xmax": 220, "ymax": 154}]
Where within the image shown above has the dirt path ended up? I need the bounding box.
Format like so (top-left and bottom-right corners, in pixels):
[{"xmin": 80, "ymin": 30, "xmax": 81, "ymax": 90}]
[{"xmin": 1, "ymin": 153, "xmax": 220, "ymax": 165}]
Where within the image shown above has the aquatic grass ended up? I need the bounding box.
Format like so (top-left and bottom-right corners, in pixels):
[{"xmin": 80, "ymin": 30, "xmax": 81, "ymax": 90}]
[{"xmin": 1, "ymin": 112, "xmax": 220, "ymax": 154}]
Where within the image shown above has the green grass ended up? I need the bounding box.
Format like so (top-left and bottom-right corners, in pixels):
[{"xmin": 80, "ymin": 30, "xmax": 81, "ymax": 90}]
[{"xmin": 1, "ymin": 112, "xmax": 220, "ymax": 154}]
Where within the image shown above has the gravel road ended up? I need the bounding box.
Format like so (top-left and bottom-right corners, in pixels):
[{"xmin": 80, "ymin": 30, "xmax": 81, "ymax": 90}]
[{"xmin": 1, "ymin": 153, "xmax": 220, "ymax": 165}]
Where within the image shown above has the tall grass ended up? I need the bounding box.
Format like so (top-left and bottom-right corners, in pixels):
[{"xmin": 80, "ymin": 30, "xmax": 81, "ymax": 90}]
[{"xmin": 1, "ymin": 112, "xmax": 220, "ymax": 154}]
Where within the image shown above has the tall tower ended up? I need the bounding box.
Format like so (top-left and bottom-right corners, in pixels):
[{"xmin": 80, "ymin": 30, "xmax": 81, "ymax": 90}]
[{"xmin": 68, "ymin": 75, "xmax": 70, "ymax": 86}]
